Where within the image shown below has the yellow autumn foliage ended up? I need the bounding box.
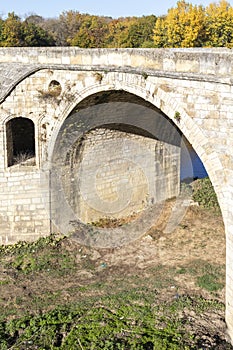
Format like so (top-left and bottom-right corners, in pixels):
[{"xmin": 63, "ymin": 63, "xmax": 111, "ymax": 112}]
[{"xmin": 153, "ymin": 0, "xmax": 233, "ymax": 48}]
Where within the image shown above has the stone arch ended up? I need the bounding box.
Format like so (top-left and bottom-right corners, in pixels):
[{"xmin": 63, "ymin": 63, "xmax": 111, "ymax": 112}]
[
  {"xmin": 5, "ymin": 117, "xmax": 36, "ymax": 167},
  {"xmin": 47, "ymin": 76, "xmax": 223, "ymax": 205},
  {"xmin": 47, "ymin": 76, "xmax": 233, "ymax": 337},
  {"xmin": 47, "ymin": 79, "xmax": 226, "ymax": 230}
]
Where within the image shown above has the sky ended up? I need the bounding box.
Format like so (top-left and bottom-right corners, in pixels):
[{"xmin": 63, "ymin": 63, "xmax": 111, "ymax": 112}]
[{"xmin": 1, "ymin": 0, "xmax": 233, "ymax": 19}]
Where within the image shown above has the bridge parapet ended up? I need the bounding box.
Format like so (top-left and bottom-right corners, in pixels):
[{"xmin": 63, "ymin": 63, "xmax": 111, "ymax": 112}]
[{"xmin": 0, "ymin": 47, "xmax": 233, "ymax": 78}]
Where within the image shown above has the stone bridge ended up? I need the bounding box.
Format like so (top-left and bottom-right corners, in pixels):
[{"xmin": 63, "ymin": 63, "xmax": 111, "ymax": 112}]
[{"xmin": 0, "ymin": 47, "xmax": 233, "ymax": 341}]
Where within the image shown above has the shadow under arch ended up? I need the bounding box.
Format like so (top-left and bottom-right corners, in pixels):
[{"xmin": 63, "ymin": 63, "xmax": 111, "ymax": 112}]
[
  {"xmin": 46, "ymin": 87, "xmax": 225, "ymax": 230},
  {"xmin": 48, "ymin": 84, "xmax": 222, "ymax": 199},
  {"xmin": 59, "ymin": 90, "xmax": 182, "ymax": 148},
  {"xmin": 48, "ymin": 90, "xmax": 196, "ymax": 246}
]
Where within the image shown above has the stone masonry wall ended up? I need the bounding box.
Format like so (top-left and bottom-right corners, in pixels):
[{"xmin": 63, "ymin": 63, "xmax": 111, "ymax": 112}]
[
  {"xmin": 0, "ymin": 167, "xmax": 49, "ymax": 244},
  {"xmin": 62, "ymin": 128, "xmax": 180, "ymax": 223}
]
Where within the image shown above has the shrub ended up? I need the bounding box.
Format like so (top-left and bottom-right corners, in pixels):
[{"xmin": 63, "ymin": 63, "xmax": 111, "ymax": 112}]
[{"xmin": 192, "ymin": 177, "xmax": 219, "ymax": 210}]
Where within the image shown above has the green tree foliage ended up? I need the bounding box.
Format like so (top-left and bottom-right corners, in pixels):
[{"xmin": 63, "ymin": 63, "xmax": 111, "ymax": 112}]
[
  {"xmin": 0, "ymin": 12, "xmax": 23, "ymax": 46},
  {"xmin": 55, "ymin": 12, "xmax": 156, "ymax": 48},
  {"xmin": 0, "ymin": 11, "xmax": 156, "ymax": 48},
  {"xmin": 0, "ymin": 12, "xmax": 54, "ymax": 46},
  {"xmin": 138, "ymin": 16, "xmax": 157, "ymax": 47},
  {"xmin": 120, "ymin": 15, "xmax": 157, "ymax": 48},
  {"xmin": 0, "ymin": 17, "xmax": 4, "ymax": 42},
  {"xmin": 104, "ymin": 16, "xmax": 156, "ymax": 48},
  {"xmin": 2, "ymin": 2, "xmax": 233, "ymax": 48},
  {"xmin": 69, "ymin": 15, "xmax": 109, "ymax": 47},
  {"xmin": 22, "ymin": 22, "xmax": 55, "ymax": 46}
]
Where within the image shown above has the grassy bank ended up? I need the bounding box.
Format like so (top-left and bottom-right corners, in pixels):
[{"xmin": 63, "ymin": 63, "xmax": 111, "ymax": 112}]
[
  {"xmin": 0, "ymin": 230, "xmax": 230, "ymax": 348},
  {"xmin": 0, "ymin": 178, "xmax": 232, "ymax": 349}
]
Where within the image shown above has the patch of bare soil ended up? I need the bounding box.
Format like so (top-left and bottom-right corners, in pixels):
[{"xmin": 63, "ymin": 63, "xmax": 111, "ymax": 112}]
[{"xmin": 0, "ymin": 202, "xmax": 232, "ymax": 348}]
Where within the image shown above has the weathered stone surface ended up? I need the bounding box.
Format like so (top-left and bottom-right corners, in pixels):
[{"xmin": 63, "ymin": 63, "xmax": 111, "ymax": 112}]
[{"xmin": 0, "ymin": 47, "xmax": 233, "ymax": 342}]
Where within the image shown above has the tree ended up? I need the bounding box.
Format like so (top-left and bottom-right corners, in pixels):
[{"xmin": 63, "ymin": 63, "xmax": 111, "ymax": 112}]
[
  {"xmin": 0, "ymin": 12, "xmax": 55, "ymax": 46},
  {"xmin": 152, "ymin": 16, "xmax": 167, "ymax": 48},
  {"xmin": 104, "ymin": 18, "xmax": 130, "ymax": 47},
  {"xmin": 153, "ymin": 1, "xmax": 206, "ymax": 47},
  {"xmin": 0, "ymin": 12, "xmax": 23, "ymax": 46},
  {"xmin": 5, "ymin": 3, "xmax": 233, "ymax": 48},
  {"xmin": 205, "ymin": 0, "xmax": 233, "ymax": 47},
  {"xmin": 22, "ymin": 21, "xmax": 55, "ymax": 46},
  {"xmin": 0, "ymin": 17, "xmax": 4, "ymax": 42},
  {"xmin": 122, "ymin": 15, "xmax": 157, "ymax": 47},
  {"xmin": 24, "ymin": 14, "xmax": 44, "ymax": 26},
  {"xmin": 104, "ymin": 16, "xmax": 156, "ymax": 48},
  {"xmin": 69, "ymin": 15, "xmax": 109, "ymax": 47},
  {"xmin": 53, "ymin": 11, "xmax": 85, "ymax": 46}
]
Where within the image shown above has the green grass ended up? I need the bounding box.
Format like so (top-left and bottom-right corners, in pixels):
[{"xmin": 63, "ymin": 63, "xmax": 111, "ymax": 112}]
[
  {"xmin": 0, "ymin": 234, "xmax": 229, "ymax": 349},
  {"xmin": 176, "ymin": 260, "xmax": 225, "ymax": 293},
  {"xmin": 197, "ymin": 274, "xmax": 224, "ymax": 292},
  {"xmin": 0, "ymin": 233, "xmax": 77, "ymax": 276},
  {"xmin": 0, "ymin": 292, "xmax": 221, "ymax": 350}
]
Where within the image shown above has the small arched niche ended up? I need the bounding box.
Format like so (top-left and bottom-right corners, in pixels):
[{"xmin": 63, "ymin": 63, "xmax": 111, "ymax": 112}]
[
  {"xmin": 6, "ymin": 117, "xmax": 36, "ymax": 167},
  {"xmin": 48, "ymin": 80, "xmax": 62, "ymax": 97}
]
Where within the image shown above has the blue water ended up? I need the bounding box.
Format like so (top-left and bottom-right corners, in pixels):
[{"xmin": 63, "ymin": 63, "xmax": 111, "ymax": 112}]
[{"xmin": 180, "ymin": 141, "xmax": 207, "ymax": 181}]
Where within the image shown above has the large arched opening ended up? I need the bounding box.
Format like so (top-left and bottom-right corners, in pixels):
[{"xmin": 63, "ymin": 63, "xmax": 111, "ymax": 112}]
[
  {"xmin": 48, "ymin": 89, "xmax": 219, "ymax": 247},
  {"xmin": 47, "ymin": 86, "xmax": 228, "ymax": 341}
]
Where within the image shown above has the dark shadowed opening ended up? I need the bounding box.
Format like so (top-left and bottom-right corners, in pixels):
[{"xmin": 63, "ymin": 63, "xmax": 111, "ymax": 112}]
[{"xmin": 6, "ymin": 117, "xmax": 35, "ymax": 166}]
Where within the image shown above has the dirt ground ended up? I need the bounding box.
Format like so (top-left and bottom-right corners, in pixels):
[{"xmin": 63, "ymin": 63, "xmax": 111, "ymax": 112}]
[{"xmin": 0, "ymin": 202, "xmax": 232, "ymax": 348}]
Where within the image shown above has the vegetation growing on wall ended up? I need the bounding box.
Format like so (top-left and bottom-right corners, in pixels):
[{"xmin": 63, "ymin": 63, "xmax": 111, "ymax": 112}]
[{"xmin": 1, "ymin": 1, "xmax": 233, "ymax": 47}]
